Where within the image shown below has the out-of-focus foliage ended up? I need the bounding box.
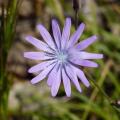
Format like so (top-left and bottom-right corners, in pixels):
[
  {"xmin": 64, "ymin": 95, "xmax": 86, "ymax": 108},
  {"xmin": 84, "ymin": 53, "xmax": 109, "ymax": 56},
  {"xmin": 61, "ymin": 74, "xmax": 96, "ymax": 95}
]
[{"xmin": 0, "ymin": 0, "xmax": 120, "ymax": 120}]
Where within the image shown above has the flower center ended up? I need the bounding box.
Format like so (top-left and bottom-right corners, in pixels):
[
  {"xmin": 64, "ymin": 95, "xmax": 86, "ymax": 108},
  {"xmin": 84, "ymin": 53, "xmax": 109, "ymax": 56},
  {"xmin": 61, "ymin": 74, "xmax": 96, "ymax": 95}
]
[{"xmin": 56, "ymin": 51, "xmax": 68, "ymax": 63}]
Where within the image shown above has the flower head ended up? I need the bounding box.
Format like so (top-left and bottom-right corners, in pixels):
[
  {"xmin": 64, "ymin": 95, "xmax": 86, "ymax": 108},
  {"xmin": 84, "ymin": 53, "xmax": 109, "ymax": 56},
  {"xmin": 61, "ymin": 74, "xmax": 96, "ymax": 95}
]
[{"xmin": 24, "ymin": 18, "xmax": 103, "ymax": 97}]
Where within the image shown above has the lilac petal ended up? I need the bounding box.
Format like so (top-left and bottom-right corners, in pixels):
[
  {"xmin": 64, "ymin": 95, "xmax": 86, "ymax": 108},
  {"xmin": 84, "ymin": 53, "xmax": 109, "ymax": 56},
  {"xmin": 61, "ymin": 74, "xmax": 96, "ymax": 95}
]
[
  {"xmin": 71, "ymin": 65, "xmax": 90, "ymax": 87},
  {"xmin": 24, "ymin": 52, "xmax": 51, "ymax": 60},
  {"xmin": 70, "ymin": 59, "xmax": 98, "ymax": 67},
  {"xmin": 25, "ymin": 36, "xmax": 52, "ymax": 52},
  {"xmin": 47, "ymin": 74, "xmax": 53, "ymax": 87},
  {"xmin": 61, "ymin": 18, "xmax": 71, "ymax": 49},
  {"xmin": 62, "ymin": 68, "xmax": 71, "ymax": 97},
  {"xmin": 52, "ymin": 19, "xmax": 61, "ymax": 49},
  {"xmin": 77, "ymin": 52, "xmax": 103, "ymax": 59},
  {"xmin": 65, "ymin": 65, "xmax": 82, "ymax": 92},
  {"xmin": 51, "ymin": 66, "xmax": 61, "ymax": 97},
  {"xmin": 47, "ymin": 64, "xmax": 59, "ymax": 87},
  {"xmin": 67, "ymin": 23, "xmax": 85, "ymax": 48},
  {"xmin": 31, "ymin": 63, "xmax": 56, "ymax": 84},
  {"xmin": 37, "ymin": 24, "xmax": 56, "ymax": 49},
  {"xmin": 28, "ymin": 60, "xmax": 57, "ymax": 73},
  {"xmin": 75, "ymin": 35, "xmax": 97, "ymax": 50}
]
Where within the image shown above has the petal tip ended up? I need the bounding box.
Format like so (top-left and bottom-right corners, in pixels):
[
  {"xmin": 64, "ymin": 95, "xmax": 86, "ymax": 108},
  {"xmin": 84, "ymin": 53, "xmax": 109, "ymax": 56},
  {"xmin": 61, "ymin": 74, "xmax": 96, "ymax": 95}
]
[
  {"xmin": 66, "ymin": 17, "xmax": 71, "ymax": 21},
  {"xmin": 93, "ymin": 35, "xmax": 97, "ymax": 40},
  {"xmin": 98, "ymin": 54, "xmax": 104, "ymax": 59},
  {"xmin": 94, "ymin": 64, "xmax": 99, "ymax": 68},
  {"xmin": 51, "ymin": 93, "xmax": 56, "ymax": 97},
  {"xmin": 78, "ymin": 88, "xmax": 82, "ymax": 93},
  {"xmin": 30, "ymin": 79, "xmax": 37, "ymax": 84},
  {"xmin": 101, "ymin": 54, "xmax": 104, "ymax": 58},
  {"xmin": 66, "ymin": 92, "xmax": 71, "ymax": 97},
  {"xmin": 81, "ymin": 22, "xmax": 85, "ymax": 27},
  {"xmin": 25, "ymin": 35, "xmax": 32, "ymax": 41},
  {"xmin": 66, "ymin": 95, "xmax": 71, "ymax": 97},
  {"xmin": 28, "ymin": 69, "xmax": 32, "ymax": 73},
  {"xmin": 86, "ymin": 83, "xmax": 90, "ymax": 88},
  {"xmin": 23, "ymin": 52, "xmax": 27, "ymax": 58},
  {"xmin": 51, "ymin": 89, "xmax": 58, "ymax": 97},
  {"xmin": 36, "ymin": 24, "xmax": 43, "ymax": 30},
  {"xmin": 52, "ymin": 19, "xmax": 57, "ymax": 23}
]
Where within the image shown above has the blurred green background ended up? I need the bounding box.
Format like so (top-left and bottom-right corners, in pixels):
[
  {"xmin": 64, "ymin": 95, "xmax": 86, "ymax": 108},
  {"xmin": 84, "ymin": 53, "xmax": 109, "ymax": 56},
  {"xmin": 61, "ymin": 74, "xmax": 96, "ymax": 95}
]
[{"xmin": 0, "ymin": 0, "xmax": 120, "ymax": 120}]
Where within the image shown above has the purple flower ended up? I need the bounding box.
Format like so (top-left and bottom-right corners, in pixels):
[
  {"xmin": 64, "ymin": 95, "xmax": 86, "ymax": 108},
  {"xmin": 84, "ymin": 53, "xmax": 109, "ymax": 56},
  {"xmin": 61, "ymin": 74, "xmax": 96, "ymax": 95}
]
[{"xmin": 24, "ymin": 18, "xmax": 103, "ymax": 97}]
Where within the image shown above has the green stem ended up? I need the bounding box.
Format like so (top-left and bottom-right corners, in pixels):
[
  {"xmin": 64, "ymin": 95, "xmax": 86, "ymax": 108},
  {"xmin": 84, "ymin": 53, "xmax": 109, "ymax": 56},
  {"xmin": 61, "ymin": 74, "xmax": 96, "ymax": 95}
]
[
  {"xmin": 89, "ymin": 76, "xmax": 112, "ymax": 103},
  {"xmin": 75, "ymin": 10, "xmax": 78, "ymax": 29},
  {"xmin": 0, "ymin": 4, "xmax": 8, "ymax": 120},
  {"xmin": 82, "ymin": 72, "xmax": 118, "ymax": 120},
  {"xmin": 0, "ymin": 45, "xmax": 9, "ymax": 120},
  {"xmin": 0, "ymin": 1, "xmax": 22, "ymax": 119},
  {"xmin": 0, "ymin": 75, "xmax": 10, "ymax": 120}
]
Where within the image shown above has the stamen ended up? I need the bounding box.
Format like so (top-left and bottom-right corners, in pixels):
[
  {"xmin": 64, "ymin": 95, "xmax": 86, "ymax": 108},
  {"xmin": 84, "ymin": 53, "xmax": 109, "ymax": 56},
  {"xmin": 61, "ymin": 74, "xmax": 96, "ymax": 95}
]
[{"xmin": 56, "ymin": 51, "xmax": 68, "ymax": 63}]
